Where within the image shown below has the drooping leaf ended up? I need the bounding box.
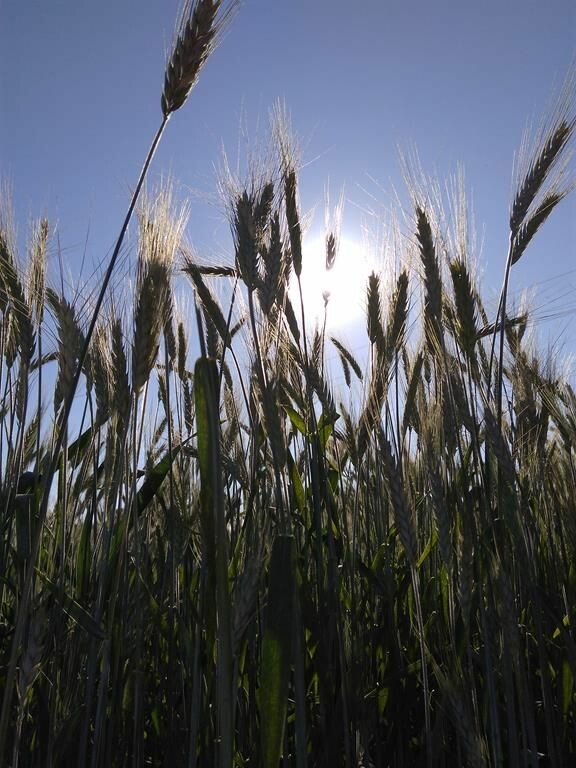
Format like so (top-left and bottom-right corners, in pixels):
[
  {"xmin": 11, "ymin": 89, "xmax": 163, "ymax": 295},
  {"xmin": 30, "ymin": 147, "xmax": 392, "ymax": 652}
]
[
  {"xmin": 287, "ymin": 450, "xmax": 305, "ymax": 515},
  {"xmin": 133, "ymin": 442, "xmax": 182, "ymax": 516},
  {"xmin": 283, "ymin": 405, "xmax": 306, "ymax": 436},
  {"xmin": 39, "ymin": 572, "xmax": 106, "ymax": 640}
]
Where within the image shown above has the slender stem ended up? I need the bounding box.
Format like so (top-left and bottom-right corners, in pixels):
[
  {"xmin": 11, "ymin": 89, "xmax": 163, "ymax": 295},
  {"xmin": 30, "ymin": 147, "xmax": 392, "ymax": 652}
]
[
  {"xmin": 408, "ymin": 565, "xmax": 432, "ymax": 768},
  {"xmin": 131, "ymin": 391, "xmax": 143, "ymax": 767},
  {"xmin": 484, "ymin": 235, "xmax": 514, "ymax": 531},
  {"xmin": 495, "ymin": 235, "xmax": 515, "ymax": 428},
  {"xmin": 487, "ymin": 233, "xmax": 514, "ymax": 423},
  {"xmin": 247, "ymin": 289, "xmax": 285, "ymax": 529},
  {"xmin": 217, "ymin": 275, "xmax": 239, "ymax": 393},
  {"xmin": 163, "ymin": 336, "xmax": 177, "ymax": 756},
  {"xmin": 0, "ymin": 114, "xmax": 170, "ymax": 761}
]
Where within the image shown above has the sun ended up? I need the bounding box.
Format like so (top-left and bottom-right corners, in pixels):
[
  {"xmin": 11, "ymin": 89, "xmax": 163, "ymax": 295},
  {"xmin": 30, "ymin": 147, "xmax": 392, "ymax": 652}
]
[{"xmin": 291, "ymin": 235, "xmax": 375, "ymax": 330}]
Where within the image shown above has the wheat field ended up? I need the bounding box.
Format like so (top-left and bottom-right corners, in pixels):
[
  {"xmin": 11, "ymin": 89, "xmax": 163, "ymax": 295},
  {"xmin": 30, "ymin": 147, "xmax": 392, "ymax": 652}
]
[{"xmin": 0, "ymin": 2, "xmax": 575, "ymax": 766}]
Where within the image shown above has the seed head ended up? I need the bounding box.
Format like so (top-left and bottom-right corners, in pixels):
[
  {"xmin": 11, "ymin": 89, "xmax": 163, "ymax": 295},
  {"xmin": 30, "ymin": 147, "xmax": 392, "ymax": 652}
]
[{"xmin": 162, "ymin": 0, "xmax": 238, "ymax": 117}]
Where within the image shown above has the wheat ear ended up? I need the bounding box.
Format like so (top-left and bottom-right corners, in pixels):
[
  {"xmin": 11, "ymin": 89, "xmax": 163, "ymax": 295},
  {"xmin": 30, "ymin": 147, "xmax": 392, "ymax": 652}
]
[
  {"xmin": 491, "ymin": 94, "xmax": 574, "ymax": 425},
  {"xmin": 45, "ymin": 289, "xmax": 84, "ymax": 416},
  {"xmin": 162, "ymin": 0, "xmax": 237, "ymax": 117},
  {"xmin": 132, "ymin": 188, "xmax": 184, "ymax": 395},
  {"xmin": 366, "ymin": 271, "xmax": 383, "ymax": 348},
  {"xmin": 510, "ymin": 119, "xmax": 574, "ymax": 237},
  {"xmin": 415, "ymin": 206, "xmax": 443, "ymax": 356}
]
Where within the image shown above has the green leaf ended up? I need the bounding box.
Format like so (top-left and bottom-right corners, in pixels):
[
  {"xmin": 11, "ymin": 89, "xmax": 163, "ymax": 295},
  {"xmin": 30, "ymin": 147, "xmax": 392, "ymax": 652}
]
[
  {"xmin": 67, "ymin": 425, "xmax": 94, "ymax": 467},
  {"xmin": 370, "ymin": 543, "xmax": 388, "ymax": 576},
  {"xmin": 260, "ymin": 535, "xmax": 296, "ymax": 768},
  {"xmin": 358, "ymin": 560, "xmax": 386, "ymax": 596},
  {"xmin": 317, "ymin": 411, "xmax": 336, "ymax": 450},
  {"xmin": 287, "ymin": 450, "xmax": 305, "ymax": 515},
  {"xmin": 38, "ymin": 572, "xmax": 106, "ymax": 640},
  {"xmin": 76, "ymin": 509, "xmax": 92, "ymax": 600},
  {"xmin": 134, "ymin": 442, "xmax": 182, "ymax": 516},
  {"xmin": 194, "ymin": 358, "xmax": 219, "ymax": 564},
  {"xmin": 553, "ymin": 614, "xmax": 570, "ymax": 640},
  {"xmin": 108, "ymin": 517, "xmax": 127, "ymax": 574},
  {"xmin": 283, "ymin": 405, "xmax": 307, "ymax": 436},
  {"xmin": 15, "ymin": 498, "xmax": 33, "ymax": 562},
  {"xmin": 195, "ymin": 357, "xmax": 233, "ymax": 768},
  {"xmin": 562, "ymin": 659, "xmax": 574, "ymax": 718},
  {"xmin": 417, "ymin": 528, "xmax": 438, "ymax": 569},
  {"xmin": 151, "ymin": 707, "xmax": 161, "ymax": 737}
]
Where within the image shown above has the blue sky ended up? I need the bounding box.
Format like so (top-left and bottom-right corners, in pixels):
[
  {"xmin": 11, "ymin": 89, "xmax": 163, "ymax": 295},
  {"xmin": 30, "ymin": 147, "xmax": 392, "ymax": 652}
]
[{"xmin": 1, "ymin": 0, "xmax": 575, "ymax": 369}]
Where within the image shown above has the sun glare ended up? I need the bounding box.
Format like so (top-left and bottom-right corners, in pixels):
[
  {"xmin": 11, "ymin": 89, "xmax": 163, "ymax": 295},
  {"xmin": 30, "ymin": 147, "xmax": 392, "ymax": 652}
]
[{"xmin": 291, "ymin": 236, "xmax": 375, "ymax": 330}]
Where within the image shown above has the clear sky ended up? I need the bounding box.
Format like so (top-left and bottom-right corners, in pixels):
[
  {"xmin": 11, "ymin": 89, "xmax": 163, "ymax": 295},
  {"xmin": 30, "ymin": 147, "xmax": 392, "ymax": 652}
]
[{"xmin": 1, "ymin": 0, "xmax": 575, "ymax": 370}]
